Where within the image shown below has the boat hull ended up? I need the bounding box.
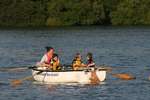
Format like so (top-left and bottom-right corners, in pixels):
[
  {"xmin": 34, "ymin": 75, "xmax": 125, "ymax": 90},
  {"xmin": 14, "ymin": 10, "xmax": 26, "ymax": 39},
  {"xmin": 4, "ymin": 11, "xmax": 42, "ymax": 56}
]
[{"xmin": 32, "ymin": 68, "xmax": 106, "ymax": 84}]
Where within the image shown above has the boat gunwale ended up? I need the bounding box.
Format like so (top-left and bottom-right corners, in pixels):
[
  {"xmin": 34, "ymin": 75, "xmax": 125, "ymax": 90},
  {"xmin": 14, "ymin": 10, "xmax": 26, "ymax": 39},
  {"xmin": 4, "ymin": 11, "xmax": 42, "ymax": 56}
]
[{"xmin": 32, "ymin": 67, "xmax": 107, "ymax": 72}]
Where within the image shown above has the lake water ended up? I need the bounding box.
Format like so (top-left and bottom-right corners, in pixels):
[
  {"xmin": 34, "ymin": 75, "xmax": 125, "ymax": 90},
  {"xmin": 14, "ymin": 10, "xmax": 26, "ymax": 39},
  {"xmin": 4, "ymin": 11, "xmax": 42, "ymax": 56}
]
[{"xmin": 0, "ymin": 26, "xmax": 150, "ymax": 100}]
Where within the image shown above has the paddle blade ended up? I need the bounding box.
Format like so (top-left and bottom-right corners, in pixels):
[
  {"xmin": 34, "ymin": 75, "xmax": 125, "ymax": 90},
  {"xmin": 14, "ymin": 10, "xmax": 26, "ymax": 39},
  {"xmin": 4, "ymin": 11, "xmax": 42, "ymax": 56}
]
[
  {"xmin": 90, "ymin": 71, "xmax": 100, "ymax": 84},
  {"xmin": 10, "ymin": 76, "xmax": 33, "ymax": 87},
  {"xmin": 11, "ymin": 80, "xmax": 22, "ymax": 86},
  {"xmin": 112, "ymin": 73, "xmax": 136, "ymax": 80}
]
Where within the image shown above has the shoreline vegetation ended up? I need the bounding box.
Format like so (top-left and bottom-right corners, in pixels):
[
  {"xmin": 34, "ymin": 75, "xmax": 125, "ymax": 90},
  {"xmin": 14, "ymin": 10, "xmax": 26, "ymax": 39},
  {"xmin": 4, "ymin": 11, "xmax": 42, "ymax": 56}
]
[{"xmin": 0, "ymin": 0, "xmax": 150, "ymax": 27}]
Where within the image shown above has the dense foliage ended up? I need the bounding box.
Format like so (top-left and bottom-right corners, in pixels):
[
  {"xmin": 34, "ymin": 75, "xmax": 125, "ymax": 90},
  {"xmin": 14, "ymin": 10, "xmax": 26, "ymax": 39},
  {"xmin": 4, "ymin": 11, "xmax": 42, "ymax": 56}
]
[
  {"xmin": 0, "ymin": 0, "xmax": 149, "ymax": 27},
  {"xmin": 111, "ymin": 0, "xmax": 150, "ymax": 25}
]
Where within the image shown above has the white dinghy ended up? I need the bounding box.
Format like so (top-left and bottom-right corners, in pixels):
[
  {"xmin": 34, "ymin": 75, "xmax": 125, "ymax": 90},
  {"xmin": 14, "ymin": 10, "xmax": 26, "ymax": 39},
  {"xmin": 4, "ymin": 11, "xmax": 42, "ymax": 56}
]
[{"xmin": 32, "ymin": 67, "xmax": 106, "ymax": 84}]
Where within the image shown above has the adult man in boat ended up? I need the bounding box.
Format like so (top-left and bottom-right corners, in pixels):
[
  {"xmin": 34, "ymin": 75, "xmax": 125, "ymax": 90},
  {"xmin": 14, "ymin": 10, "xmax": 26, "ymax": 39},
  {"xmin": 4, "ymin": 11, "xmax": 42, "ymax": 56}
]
[{"xmin": 36, "ymin": 46, "xmax": 54, "ymax": 68}]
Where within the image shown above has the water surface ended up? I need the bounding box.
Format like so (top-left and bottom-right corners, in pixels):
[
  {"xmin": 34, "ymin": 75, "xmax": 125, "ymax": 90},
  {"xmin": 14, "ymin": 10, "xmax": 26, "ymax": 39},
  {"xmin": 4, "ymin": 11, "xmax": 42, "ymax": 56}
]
[{"xmin": 0, "ymin": 26, "xmax": 150, "ymax": 100}]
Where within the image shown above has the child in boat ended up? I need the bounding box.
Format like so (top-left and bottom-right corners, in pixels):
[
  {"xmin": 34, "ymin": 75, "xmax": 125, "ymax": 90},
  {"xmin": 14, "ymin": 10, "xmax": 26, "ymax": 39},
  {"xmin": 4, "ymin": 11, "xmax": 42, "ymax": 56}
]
[
  {"xmin": 50, "ymin": 53, "xmax": 61, "ymax": 71},
  {"xmin": 72, "ymin": 53, "xmax": 86, "ymax": 70},
  {"xmin": 86, "ymin": 52, "xmax": 95, "ymax": 67}
]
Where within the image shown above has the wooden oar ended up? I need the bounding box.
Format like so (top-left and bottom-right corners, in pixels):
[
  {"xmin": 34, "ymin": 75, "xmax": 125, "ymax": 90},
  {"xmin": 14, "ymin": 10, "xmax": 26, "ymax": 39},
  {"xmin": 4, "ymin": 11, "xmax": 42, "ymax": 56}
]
[
  {"xmin": 111, "ymin": 73, "xmax": 136, "ymax": 80},
  {"xmin": 96, "ymin": 67, "xmax": 136, "ymax": 80},
  {"xmin": 0, "ymin": 66, "xmax": 36, "ymax": 72},
  {"xmin": 97, "ymin": 65, "xmax": 136, "ymax": 70},
  {"xmin": 90, "ymin": 70, "xmax": 100, "ymax": 84},
  {"xmin": 66, "ymin": 65, "xmax": 136, "ymax": 80},
  {"xmin": 11, "ymin": 70, "xmax": 43, "ymax": 86}
]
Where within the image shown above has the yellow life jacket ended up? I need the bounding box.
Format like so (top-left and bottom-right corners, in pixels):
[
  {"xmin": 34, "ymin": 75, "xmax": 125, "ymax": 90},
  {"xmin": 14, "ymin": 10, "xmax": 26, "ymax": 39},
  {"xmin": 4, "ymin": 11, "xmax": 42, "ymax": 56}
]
[{"xmin": 72, "ymin": 58, "xmax": 82, "ymax": 70}]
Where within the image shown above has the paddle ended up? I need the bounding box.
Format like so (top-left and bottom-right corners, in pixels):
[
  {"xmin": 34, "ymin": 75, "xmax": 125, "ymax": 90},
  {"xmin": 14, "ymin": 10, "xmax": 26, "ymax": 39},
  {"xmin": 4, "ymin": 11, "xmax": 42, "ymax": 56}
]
[
  {"xmin": 62, "ymin": 64, "xmax": 136, "ymax": 80},
  {"xmin": 90, "ymin": 69, "xmax": 100, "ymax": 84},
  {"xmin": 61, "ymin": 64, "xmax": 136, "ymax": 80},
  {"xmin": 96, "ymin": 66, "xmax": 136, "ymax": 80},
  {"xmin": 0, "ymin": 66, "xmax": 36, "ymax": 72},
  {"xmin": 0, "ymin": 64, "xmax": 71, "ymax": 72},
  {"xmin": 97, "ymin": 65, "xmax": 136, "ymax": 70},
  {"xmin": 111, "ymin": 73, "xmax": 136, "ymax": 80},
  {"xmin": 11, "ymin": 70, "xmax": 43, "ymax": 86}
]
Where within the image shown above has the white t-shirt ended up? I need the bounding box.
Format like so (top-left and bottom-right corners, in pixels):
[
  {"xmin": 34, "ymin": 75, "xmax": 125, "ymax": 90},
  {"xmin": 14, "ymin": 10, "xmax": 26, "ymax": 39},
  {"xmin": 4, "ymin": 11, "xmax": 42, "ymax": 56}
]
[
  {"xmin": 36, "ymin": 54, "xmax": 49, "ymax": 66},
  {"xmin": 40, "ymin": 54, "xmax": 48, "ymax": 63}
]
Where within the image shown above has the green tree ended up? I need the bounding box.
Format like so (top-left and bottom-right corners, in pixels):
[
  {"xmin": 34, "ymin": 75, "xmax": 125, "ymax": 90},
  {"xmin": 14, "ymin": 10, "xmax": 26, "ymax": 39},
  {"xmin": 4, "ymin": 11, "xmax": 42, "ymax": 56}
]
[
  {"xmin": 0, "ymin": 0, "xmax": 47, "ymax": 27},
  {"xmin": 0, "ymin": 0, "xmax": 150, "ymax": 27},
  {"xmin": 111, "ymin": 0, "xmax": 150, "ymax": 25},
  {"xmin": 46, "ymin": 0, "xmax": 107, "ymax": 26}
]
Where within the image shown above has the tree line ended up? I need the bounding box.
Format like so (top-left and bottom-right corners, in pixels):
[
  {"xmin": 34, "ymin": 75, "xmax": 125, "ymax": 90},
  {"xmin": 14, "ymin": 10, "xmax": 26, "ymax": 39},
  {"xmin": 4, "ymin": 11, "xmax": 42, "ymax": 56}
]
[{"xmin": 0, "ymin": 0, "xmax": 150, "ymax": 27}]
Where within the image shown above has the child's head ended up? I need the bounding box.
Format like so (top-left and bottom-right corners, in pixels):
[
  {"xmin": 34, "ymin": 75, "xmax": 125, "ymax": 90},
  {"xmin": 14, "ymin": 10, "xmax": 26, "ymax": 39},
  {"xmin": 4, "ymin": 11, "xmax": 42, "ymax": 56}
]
[
  {"xmin": 53, "ymin": 53, "xmax": 59, "ymax": 61},
  {"xmin": 75, "ymin": 53, "xmax": 82, "ymax": 60},
  {"xmin": 86, "ymin": 52, "xmax": 93, "ymax": 60}
]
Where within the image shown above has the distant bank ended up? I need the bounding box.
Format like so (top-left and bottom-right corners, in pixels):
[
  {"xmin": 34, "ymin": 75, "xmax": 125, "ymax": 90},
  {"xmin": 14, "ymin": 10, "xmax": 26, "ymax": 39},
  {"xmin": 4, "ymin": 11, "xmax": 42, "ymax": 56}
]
[{"xmin": 0, "ymin": 0, "xmax": 150, "ymax": 27}]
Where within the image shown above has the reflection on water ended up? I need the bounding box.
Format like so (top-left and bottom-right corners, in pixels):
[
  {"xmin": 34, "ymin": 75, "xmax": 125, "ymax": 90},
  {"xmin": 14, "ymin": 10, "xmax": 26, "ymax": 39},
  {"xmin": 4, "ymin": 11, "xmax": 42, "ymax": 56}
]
[{"xmin": 0, "ymin": 26, "xmax": 150, "ymax": 100}]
